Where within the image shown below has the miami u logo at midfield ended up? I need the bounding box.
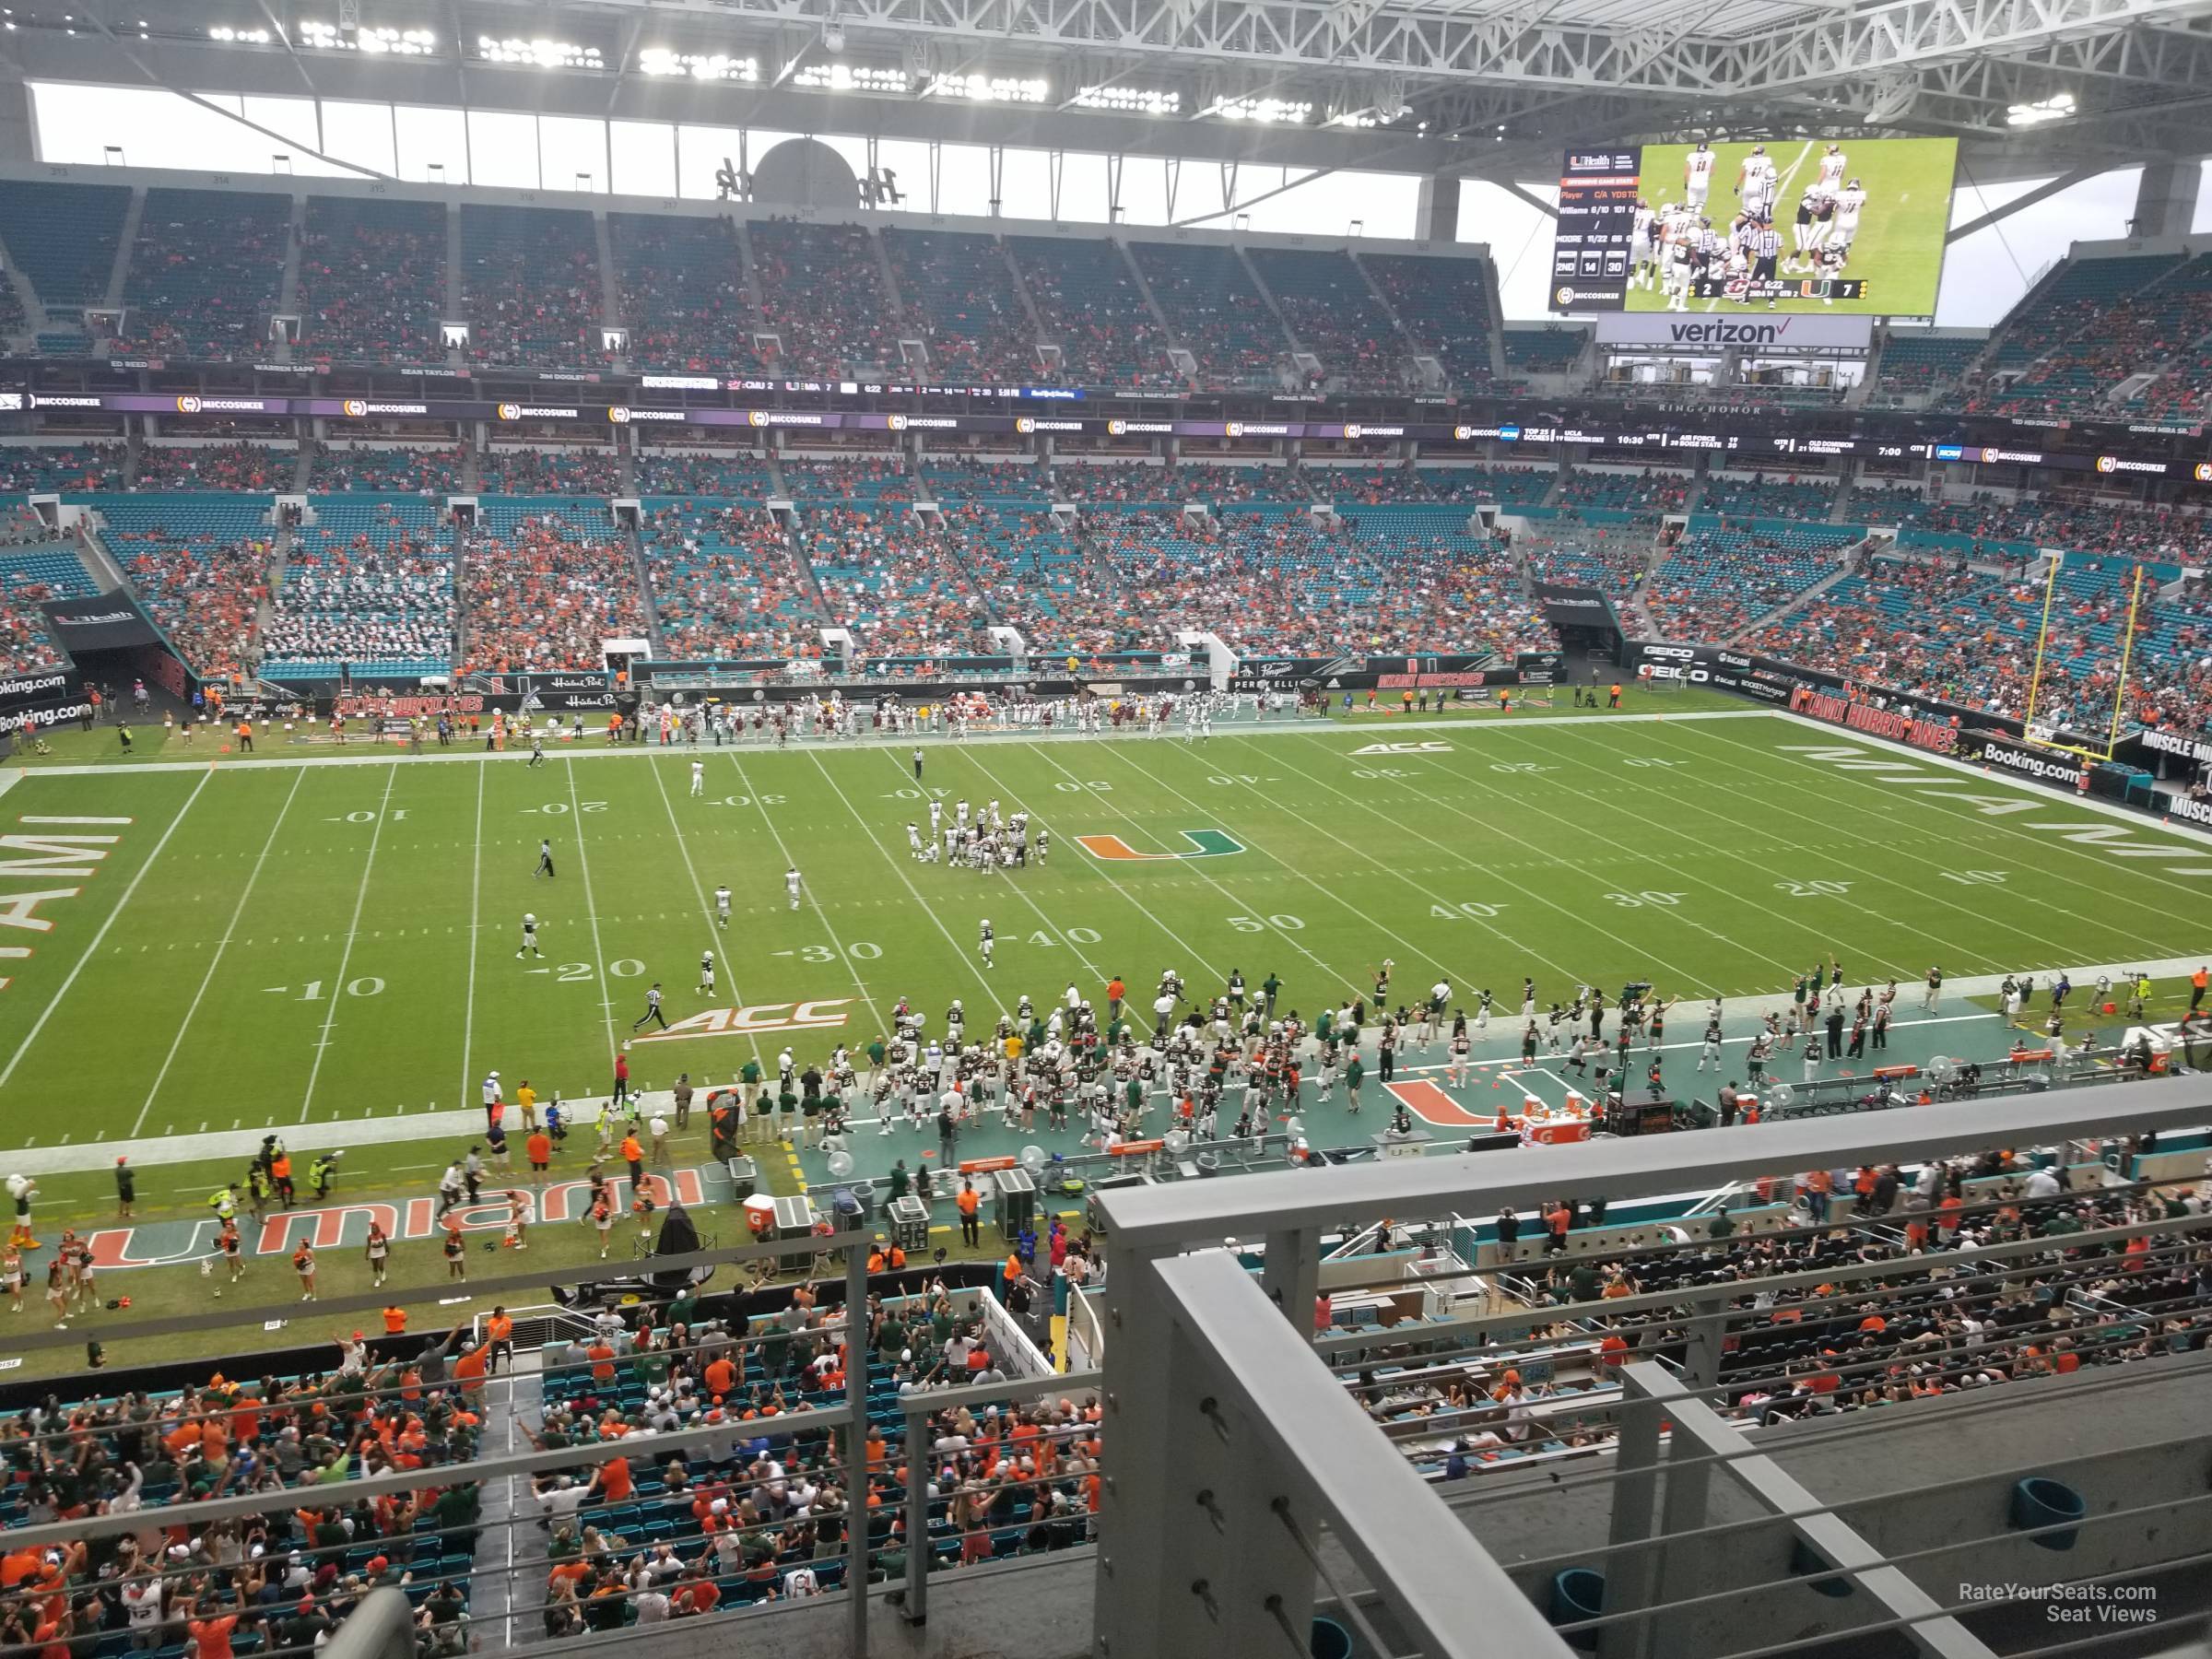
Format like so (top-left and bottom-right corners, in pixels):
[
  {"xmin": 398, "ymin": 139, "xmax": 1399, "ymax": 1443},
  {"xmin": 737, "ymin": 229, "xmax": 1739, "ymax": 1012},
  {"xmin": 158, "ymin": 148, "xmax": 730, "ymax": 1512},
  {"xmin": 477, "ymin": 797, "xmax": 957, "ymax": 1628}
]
[{"xmin": 1076, "ymin": 829, "xmax": 1246, "ymax": 862}]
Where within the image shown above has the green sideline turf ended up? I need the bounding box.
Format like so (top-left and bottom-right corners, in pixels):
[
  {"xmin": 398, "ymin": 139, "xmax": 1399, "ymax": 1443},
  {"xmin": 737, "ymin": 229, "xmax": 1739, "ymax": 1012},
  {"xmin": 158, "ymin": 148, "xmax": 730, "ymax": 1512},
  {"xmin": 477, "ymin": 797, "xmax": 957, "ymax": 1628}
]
[{"xmin": 3, "ymin": 710, "xmax": 2207, "ymax": 1173}]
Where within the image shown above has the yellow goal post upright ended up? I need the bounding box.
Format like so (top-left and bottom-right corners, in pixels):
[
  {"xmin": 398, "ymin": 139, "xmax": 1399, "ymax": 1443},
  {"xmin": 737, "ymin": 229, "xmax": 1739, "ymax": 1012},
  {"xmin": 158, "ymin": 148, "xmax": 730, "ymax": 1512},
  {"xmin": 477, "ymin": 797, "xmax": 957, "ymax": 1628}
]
[{"xmin": 2018, "ymin": 549, "xmax": 2148, "ymax": 766}]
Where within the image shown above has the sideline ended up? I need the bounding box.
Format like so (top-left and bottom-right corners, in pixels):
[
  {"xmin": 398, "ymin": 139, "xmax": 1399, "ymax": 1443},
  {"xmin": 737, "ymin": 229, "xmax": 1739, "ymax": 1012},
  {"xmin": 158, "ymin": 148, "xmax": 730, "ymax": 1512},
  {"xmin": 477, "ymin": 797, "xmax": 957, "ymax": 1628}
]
[
  {"xmin": 3, "ymin": 707, "xmax": 1776, "ymax": 780},
  {"xmin": 7, "ymin": 957, "xmax": 2195, "ymax": 1178}
]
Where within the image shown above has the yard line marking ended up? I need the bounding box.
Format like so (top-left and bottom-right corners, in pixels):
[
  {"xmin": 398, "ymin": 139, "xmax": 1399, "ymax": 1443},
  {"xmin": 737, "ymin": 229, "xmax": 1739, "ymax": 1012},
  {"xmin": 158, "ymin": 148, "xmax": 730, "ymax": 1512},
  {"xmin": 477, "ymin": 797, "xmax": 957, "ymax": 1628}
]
[
  {"xmin": 131, "ymin": 767, "xmax": 307, "ymax": 1136},
  {"xmin": 913, "ymin": 747, "xmax": 1110, "ymax": 982},
  {"xmin": 805, "ymin": 749, "xmax": 1002, "ymax": 1017},
  {"xmin": 1461, "ymin": 726, "xmax": 1936, "ymax": 980},
  {"xmin": 642, "ymin": 757, "xmax": 771, "ymax": 1072},
  {"xmin": 564, "ymin": 758, "xmax": 620, "ymax": 1070},
  {"xmin": 300, "ymin": 765, "xmax": 398, "ymax": 1122},
  {"xmin": 1689, "ymin": 719, "xmax": 2209, "ymax": 950},
  {"xmin": 1605, "ymin": 720, "xmax": 2128, "ymax": 967},
  {"xmin": 1194, "ymin": 738, "xmax": 1579, "ymax": 985},
  {"xmin": 0, "ymin": 768, "xmax": 211, "ymax": 1092},
  {"xmin": 1274, "ymin": 732, "xmax": 1716, "ymax": 989},
  {"xmin": 724, "ymin": 752, "xmax": 886, "ymax": 1035},
  {"xmin": 1036, "ymin": 742, "xmax": 1361, "ymax": 997},
  {"xmin": 459, "ymin": 760, "xmax": 485, "ymax": 1107}
]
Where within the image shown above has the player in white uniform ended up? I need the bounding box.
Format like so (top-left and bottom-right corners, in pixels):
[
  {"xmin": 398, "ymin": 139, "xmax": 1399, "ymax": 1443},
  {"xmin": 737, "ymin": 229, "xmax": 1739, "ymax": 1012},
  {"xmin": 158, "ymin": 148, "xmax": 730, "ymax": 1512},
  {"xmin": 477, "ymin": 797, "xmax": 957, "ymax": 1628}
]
[
  {"xmin": 1833, "ymin": 180, "xmax": 1867, "ymax": 254},
  {"xmin": 698, "ymin": 949, "xmax": 716, "ymax": 994},
  {"xmin": 1630, "ymin": 199, "xmax": 1657, "ymax": 289},
  {"xmin": 1665, "ymin": 232, "xmax": 1696, "ymax": 312},
  {"xmin": 689, "ymin": 759, "xmax": 704, "ymax": 797},
  {"xmin": 517, "ymin": 912, "xmax": 541, "ymax": 959},
  {"xmin": 906, "ymin": 820, "xmax": 924, "ymax": 860},
  {"xmin": 1737, "ymin": 145, "xmax": 1777, "ymax": 220},
  {"xmin": 784, "ymin": 866, "xmax": 802, "ymax": 911},
  {"xmin": 1816, "ymin": 144, "xmax": 1847, "ymax": 191},
  {"xmin": 713, "ymin": 883, "xmax": 731, "ymax": 928},
  {"xmin": 1684, "ymin": 142, "xmax": 1715, "ymax": 211},
  {"xmin": 979, "ymin": 918, "xmax": 994, "ymax": 969}
]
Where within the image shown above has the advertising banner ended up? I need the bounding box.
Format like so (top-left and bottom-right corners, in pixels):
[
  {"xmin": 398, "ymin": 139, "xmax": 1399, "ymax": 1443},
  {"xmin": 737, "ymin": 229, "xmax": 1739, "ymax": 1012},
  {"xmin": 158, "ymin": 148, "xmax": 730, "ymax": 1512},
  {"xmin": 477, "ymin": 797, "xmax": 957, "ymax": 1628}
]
[
  {"xmin": 1536, "ymin": 582, "xmax": 1622, "ymax": 633},
  {"xmin": 1593, "ymin": 313, "xmax": 1875, "ymax": 351},
  {"xmin": 0, "ymin": 667, "xmax": 88, "ymax": 734},
  {"xmin": 40, "ymin": 593, "xmax": 164, "ymax": 652}
]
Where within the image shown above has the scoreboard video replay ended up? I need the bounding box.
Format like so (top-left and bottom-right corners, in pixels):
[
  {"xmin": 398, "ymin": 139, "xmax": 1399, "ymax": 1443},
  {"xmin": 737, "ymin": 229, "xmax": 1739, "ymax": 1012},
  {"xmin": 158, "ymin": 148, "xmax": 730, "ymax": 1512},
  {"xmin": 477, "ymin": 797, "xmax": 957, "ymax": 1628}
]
[
  {"xmin": 1548, "ymin": 141, "xmax": 1964, "ymax": 316},
  {"xmin": 1552, "ymin": 147, "xmax": 1900, "ymax": 312}
]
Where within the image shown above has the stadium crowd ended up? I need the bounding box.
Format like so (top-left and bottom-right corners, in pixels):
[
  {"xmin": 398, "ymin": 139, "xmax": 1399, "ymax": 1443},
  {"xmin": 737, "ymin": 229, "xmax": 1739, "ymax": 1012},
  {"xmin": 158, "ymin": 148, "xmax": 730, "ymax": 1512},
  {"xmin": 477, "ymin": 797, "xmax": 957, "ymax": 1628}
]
[
  {"xmin": 459, "ymin": 513, "xmax": 650, "ymax": 674},
  {"xmin": 641, "ymin": 503, "xmax": 823, "ymax": 662}
]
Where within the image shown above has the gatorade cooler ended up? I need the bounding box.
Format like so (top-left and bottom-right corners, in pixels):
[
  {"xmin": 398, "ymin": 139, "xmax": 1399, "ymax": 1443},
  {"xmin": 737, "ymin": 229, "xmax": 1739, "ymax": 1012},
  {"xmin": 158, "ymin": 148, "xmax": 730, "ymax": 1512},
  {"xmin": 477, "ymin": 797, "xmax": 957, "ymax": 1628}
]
[{"xmin": 742, "ymin": 1193, "xmax": 776, "ymax": 1240}]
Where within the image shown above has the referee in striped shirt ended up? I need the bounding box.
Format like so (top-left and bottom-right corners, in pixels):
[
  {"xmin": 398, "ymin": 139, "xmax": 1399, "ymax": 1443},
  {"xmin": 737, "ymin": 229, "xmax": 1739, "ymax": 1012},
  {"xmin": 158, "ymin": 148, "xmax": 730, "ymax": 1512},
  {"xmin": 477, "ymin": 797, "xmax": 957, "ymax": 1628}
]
[{"xmin": 1751, "ymin": 218, "xmax": 1783, "ymax": 308}]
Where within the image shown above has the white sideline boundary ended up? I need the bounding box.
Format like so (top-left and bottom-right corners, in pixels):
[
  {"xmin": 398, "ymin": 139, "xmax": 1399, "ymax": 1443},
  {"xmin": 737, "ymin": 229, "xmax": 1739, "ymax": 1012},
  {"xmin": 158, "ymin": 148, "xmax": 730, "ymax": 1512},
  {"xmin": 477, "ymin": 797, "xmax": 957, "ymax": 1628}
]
[
  {"xmin": 6, "ymin": 958, "xmax": 2203, "ymax": 1179},
  {"xmin": 1, "ymin": 708, "xmax": 1777, "ymax": 780}
]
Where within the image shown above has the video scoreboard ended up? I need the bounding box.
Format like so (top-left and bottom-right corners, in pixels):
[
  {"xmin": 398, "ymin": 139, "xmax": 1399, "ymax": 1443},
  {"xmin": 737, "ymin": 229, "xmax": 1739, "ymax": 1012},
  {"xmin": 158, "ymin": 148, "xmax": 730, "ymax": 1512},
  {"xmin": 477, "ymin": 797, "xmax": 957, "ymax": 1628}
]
[{"xmin": 1549, "ymin": 136, "xmax": 1957, "ymax": 318}]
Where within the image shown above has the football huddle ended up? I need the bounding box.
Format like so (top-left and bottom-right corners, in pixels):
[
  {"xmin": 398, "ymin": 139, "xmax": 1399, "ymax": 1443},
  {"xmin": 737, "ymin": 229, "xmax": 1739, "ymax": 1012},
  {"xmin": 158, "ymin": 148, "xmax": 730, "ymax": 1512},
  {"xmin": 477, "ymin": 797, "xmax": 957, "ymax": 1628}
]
[{"xmin": 1630, "ymin": 141, "xmax": 1870, "ymax": 310}]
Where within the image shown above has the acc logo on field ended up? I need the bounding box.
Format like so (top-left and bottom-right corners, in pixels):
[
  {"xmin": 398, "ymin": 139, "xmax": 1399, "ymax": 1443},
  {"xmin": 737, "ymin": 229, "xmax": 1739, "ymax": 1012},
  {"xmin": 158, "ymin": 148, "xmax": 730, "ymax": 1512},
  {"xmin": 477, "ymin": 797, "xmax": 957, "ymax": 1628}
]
[
  {"xmin": 2096, "ymin": 454, "xmax": 2117, "ymax": 473},
  {"xmin": 630, "ymin": 999, "xmax": 854, "ymax": 1045},
  {"xmin": 1107, "ymin": 418, "xmax": 1128, "ymax": 437},
  {"xmin": 342, "ymin": 398, "xmax": 369, "ymax": 418},
  {"xmin": 608, "ymin": 406, "xmax": 632, "ymax": 423},
  {"xmin": 174, "ymin": 395, "xmax": 202, "ymax": 415},
  {"xmin": 496, "ymin": 403, "xmax": 522, "ymax": 421},
  {"xmin": 888, "ymin": 413, "xmax": 909, "ymax": 430},
  {"xmin": 1015, "ymin": 416, "xmax": 1035, "ymax": 434}
]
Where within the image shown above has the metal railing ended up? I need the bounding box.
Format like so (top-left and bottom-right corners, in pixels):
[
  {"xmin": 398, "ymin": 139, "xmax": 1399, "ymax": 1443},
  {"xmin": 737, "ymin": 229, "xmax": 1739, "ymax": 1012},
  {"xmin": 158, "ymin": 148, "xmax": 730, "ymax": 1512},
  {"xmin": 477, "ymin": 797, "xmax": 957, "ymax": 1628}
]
[{"xmin": 1088, "ymin": 1070, "xmax": 2212, "ymax": 1659}]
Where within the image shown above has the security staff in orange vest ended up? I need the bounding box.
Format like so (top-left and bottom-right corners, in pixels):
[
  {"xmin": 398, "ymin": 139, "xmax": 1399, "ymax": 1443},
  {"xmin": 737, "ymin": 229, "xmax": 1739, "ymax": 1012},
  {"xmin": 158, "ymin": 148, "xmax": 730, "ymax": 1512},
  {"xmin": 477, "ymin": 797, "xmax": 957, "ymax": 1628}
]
[{"xmin": 1608, "ymin": 682, "xmax": 1623, "ymax": 709}]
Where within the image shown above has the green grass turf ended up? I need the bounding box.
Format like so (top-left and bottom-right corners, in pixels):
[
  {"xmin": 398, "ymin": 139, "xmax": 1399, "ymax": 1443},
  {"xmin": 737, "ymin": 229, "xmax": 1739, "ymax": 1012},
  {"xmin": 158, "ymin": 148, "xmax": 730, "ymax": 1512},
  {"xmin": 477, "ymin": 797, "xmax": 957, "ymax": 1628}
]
[
  {"xmin": 1626, "ymin": 135, "xmax": 1956, "ymax": 317},
  {"xmin": 4, "ymin": 705, "xmax": 2207, "ymax": 1170}
]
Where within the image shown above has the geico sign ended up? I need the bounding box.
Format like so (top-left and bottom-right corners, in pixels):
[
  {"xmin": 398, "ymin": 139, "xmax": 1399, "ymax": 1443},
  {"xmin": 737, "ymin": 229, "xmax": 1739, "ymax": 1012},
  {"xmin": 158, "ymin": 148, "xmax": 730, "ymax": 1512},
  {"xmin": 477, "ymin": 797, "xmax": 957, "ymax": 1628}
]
[{"xmin": 1638, "ymin": 664, "xmax": 1709, "ymax": 684}]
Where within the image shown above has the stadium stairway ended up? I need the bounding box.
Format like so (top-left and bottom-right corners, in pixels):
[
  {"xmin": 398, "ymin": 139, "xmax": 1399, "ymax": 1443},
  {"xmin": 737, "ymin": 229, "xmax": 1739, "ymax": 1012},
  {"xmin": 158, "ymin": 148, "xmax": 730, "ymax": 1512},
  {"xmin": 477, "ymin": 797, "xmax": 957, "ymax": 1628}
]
[
  {"xmin": 274, "ymin": 195, "xmax": 305, "ymax": 361},
  {"xmin": 0, "ymin": 228, "xmax": 47, "ymax": 347},
  {"xmin": 443, "ymin": 203, "xmax": 465, "ymax": 371},
  {"xmin": 100, "ymin": 187, "xmax": 144, "ymax": 320},
  {"xmin": 622, "ymin": 512, "xmax": 671, "ymax": 660},
  {"xmin": 1716, "ymin": 543, "xmax": 1863, "ymax": 646},
  {"xmin": 1233, "ymin": 246, "xmax": 1311, "ymax": 379},
  {"xmin": 594, "ymin": 209, "xmax": 624, "ymax": 367},
  {"xmin": 1114, "ymin": 241, "xmax": 1188, "ymax": 384},
  {"xmin": 733, "ymin": 220, "xmax": 769, "ymax": 323},
  {"xmin": 869, "ymin": 227, "xmax": 911, "ymax": 330}
]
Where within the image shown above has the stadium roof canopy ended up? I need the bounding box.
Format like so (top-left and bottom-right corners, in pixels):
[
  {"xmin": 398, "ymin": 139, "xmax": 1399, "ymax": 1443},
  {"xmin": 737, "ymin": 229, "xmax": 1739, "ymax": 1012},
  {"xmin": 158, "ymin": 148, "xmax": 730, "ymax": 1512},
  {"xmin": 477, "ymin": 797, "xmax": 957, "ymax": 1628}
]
[{"xmin": 7, "ymin": 0, "xmax": 2210, "ymax": 183}]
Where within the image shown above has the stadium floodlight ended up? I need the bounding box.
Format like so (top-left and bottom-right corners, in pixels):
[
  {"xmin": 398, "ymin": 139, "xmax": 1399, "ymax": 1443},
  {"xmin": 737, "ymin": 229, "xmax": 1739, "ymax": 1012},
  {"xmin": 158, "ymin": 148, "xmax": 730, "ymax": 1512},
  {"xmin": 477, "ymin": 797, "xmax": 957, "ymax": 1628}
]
[
  {"xmin": 475, "ymin": 35, "xmax": 605, "ymax": 69},
  {"xmin": 925, "ymin": 73, "xmax": 1048, "ymax": 103},
  {"xmin": 792, "ymin": 61, "xmax": 908, "ymax": 92},
  {"xmin": 1073, "ymin": 84, "xmax": 1181, "ymax": 115},
  {"xmin": 1207, "ymin": 95, "xmax": 1313, "ymax": 124},
  {"xmin": 639, "ymin": 48, "xmax": 760, "ymax": 81},
  {"xmin": 208, "ymin": 24, "xmax": 275, "ymax": 43},
  {"xmin": 300, "ymin": 20, "xmax": 436, "ymax": 55},
  {"xmin": 2006, "ymin": 91, "xmax": 2077, "ymax": 125}
]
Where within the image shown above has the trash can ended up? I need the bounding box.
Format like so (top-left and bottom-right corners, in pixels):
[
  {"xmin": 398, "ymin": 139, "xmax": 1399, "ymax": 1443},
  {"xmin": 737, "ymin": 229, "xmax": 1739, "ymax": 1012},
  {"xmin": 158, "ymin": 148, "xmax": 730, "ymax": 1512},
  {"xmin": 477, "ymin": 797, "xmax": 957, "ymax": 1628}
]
[
  {"xmin": 994, "ymin": 1167, "xmax": 1037, "ymax": 1241},
  {"xmin": 724, "ymin": 1156, "xmax": 757, "ymax": 1204},
  {"xmin": 2010, "ymin": 1477, "xmax": 2087, "ymax": 1550},
  {"xmin": 889, "ymin": 1194, "xmax": 930, "ymax": 1253},
  {"xmin": 1547, "ymin": 1568, "xmax": 1605, "ymax": 1647},
  {"xmin": 830, "ymin": 1187, "xmax": 865, "ymax": 1233}
]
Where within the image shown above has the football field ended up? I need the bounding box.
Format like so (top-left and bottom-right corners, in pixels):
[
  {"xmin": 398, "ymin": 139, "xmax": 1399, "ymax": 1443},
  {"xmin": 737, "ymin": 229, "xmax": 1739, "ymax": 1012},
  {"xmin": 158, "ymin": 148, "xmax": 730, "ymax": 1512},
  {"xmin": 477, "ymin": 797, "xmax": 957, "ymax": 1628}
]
[
  {"xmin": 2, "ymin": 707, "xmax": 2208, "ymax": 1164},
  {"xmin": 1628, "ymin": 135, "xmax": 1956, "ymax": 315}
]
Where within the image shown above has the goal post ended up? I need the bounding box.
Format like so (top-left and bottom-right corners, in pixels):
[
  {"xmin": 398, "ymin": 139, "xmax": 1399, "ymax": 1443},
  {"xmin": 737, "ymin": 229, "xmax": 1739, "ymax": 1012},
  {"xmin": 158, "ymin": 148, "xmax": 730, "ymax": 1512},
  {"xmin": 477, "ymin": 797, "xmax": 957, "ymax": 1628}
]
[{"xmin": 2020, "ymin": 552, "xmax": 2148, "ymax": 765}]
